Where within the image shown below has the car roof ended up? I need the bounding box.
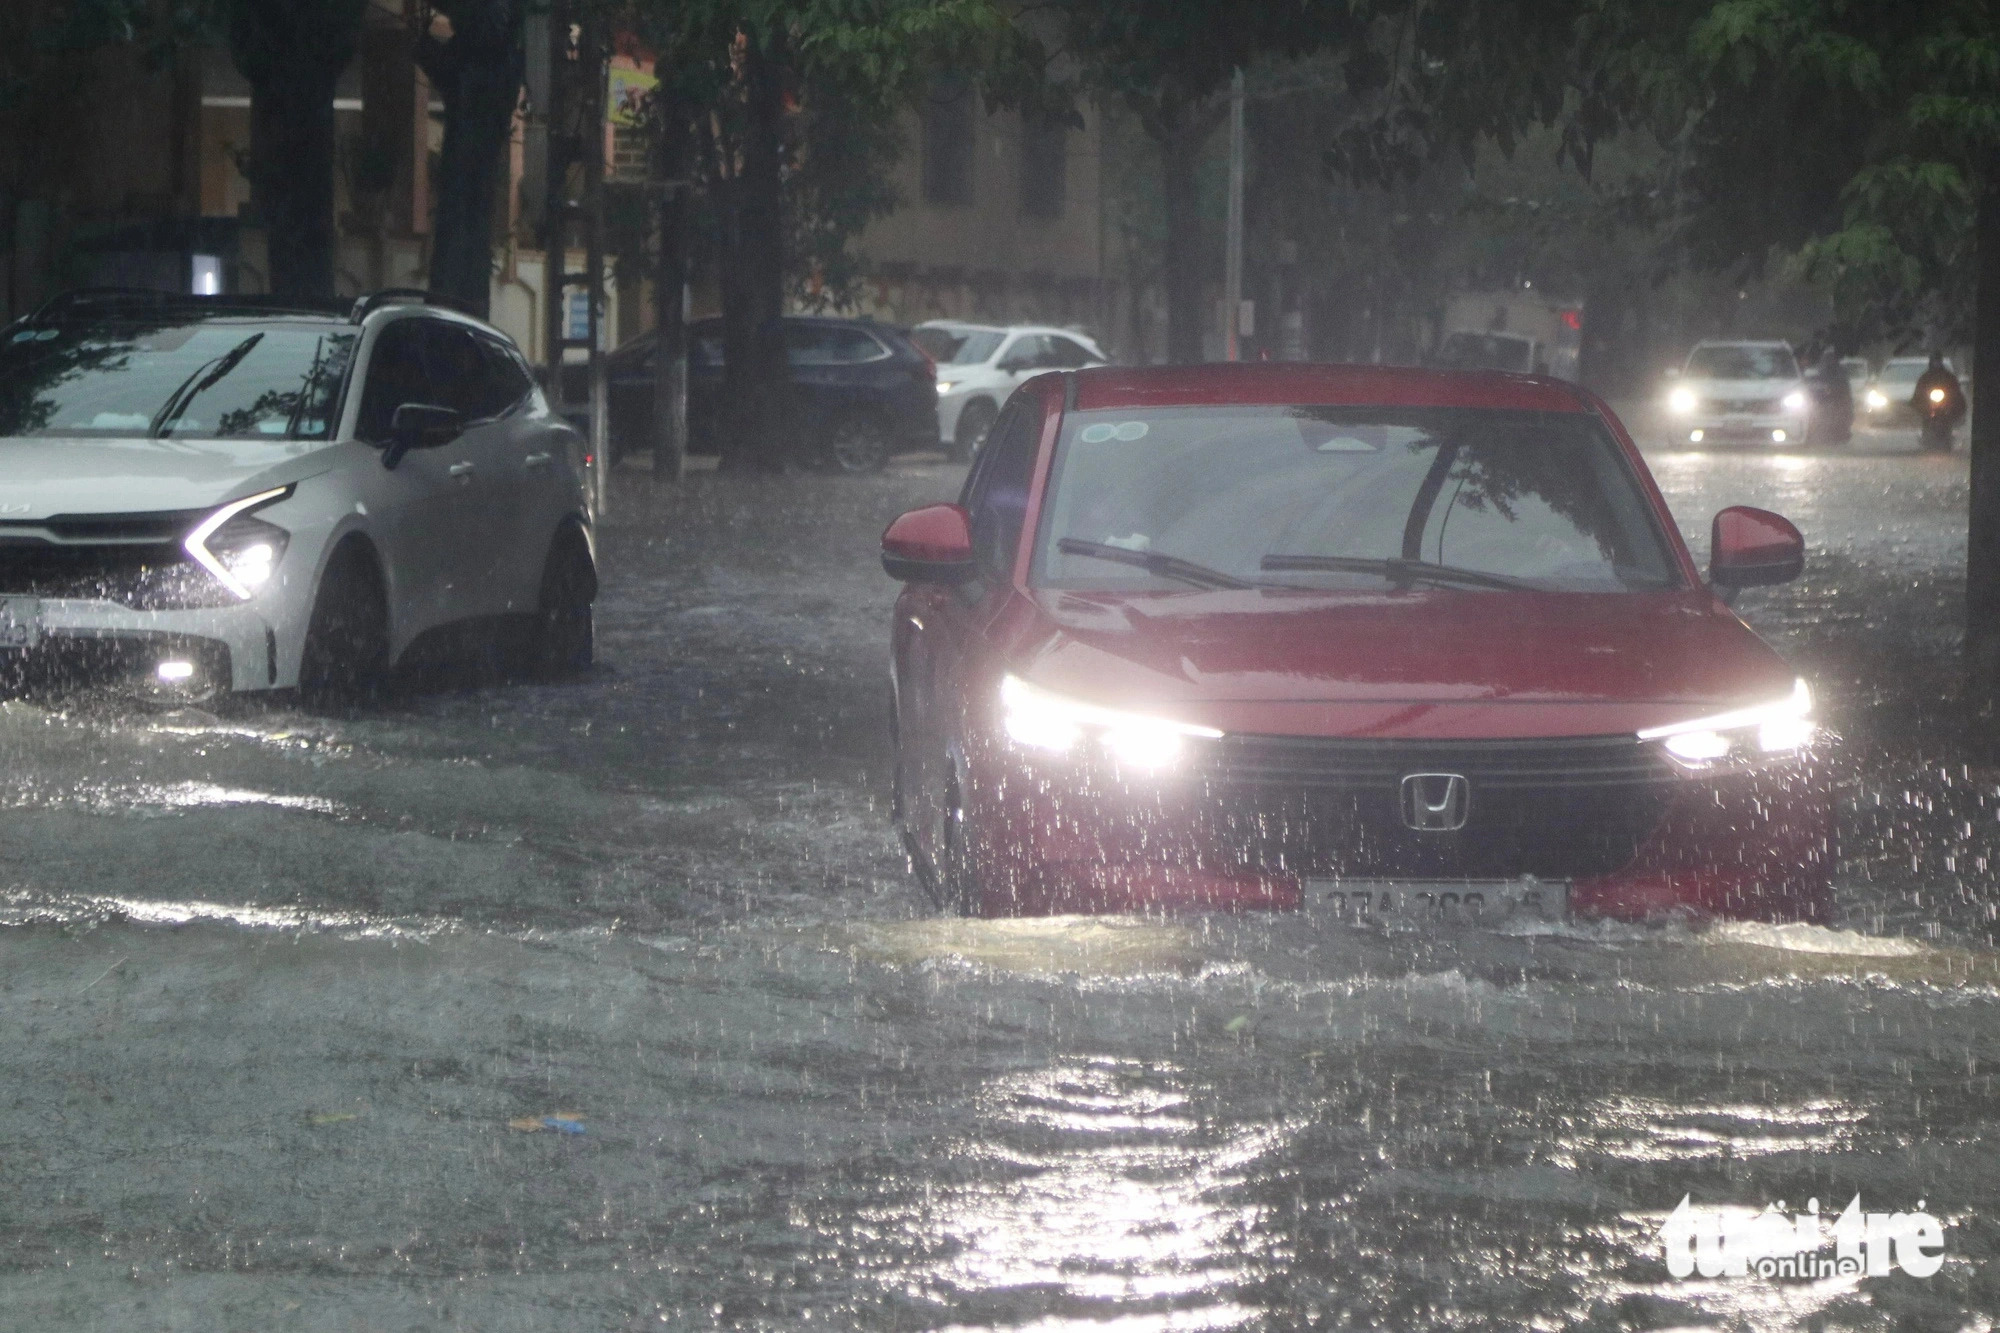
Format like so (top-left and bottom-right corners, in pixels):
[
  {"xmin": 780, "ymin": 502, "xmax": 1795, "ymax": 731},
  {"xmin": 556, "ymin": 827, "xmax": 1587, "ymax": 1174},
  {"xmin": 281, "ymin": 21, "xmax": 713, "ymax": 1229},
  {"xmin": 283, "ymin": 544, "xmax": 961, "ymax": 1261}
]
[
  {"xmin": 917, "ymin": 319, "xmax": 1100, "ymax": 340},
  {"xmin": 1068, "ymin": 363, "xmax": 1589, "ymax": 414}
]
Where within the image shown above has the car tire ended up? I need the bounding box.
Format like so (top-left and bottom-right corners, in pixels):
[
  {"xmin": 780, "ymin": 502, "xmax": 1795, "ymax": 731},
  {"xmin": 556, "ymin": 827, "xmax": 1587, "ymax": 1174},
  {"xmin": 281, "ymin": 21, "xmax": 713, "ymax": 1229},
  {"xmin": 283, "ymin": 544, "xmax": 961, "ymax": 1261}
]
[
  {"xmin": 949, "ymin": 398, "xmax": 997, "ymax": 462},
  {"xmin": 822, "ymin": 415, "xmax": 891, "ymax": 474},
  {"xmin": 528, "ymin": 525, "xmax": 596, "ymax": 678},
  {"xmin": 298, "ymin": 540, "xmax": 389, "ymax": 705}
]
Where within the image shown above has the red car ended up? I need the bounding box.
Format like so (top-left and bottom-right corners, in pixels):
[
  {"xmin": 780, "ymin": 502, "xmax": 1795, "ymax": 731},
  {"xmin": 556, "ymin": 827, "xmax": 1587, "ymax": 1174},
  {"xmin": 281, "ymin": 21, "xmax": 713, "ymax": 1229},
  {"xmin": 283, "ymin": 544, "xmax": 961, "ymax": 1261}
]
[{"xmin": 882, "ymin": 364, "xmax": 1830, "ymax": 925}]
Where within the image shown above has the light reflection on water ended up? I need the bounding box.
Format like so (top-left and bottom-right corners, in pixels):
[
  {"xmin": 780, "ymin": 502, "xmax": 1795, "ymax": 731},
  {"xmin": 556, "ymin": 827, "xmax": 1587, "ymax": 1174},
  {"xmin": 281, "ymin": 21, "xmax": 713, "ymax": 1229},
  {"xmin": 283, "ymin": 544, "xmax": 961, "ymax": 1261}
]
[{"xmin": 890, "ymin": 1058, "xmax": 1292, "ymax": 1326}]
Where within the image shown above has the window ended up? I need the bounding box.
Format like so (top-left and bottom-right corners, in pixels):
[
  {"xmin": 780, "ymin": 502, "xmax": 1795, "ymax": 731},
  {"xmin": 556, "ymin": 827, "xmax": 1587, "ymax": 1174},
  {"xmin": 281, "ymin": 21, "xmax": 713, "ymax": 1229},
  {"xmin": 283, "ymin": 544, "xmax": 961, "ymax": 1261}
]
[
  {"xmin": 356, "ymin": 320, "xmax": 438, "ymax": 444},
  {"xmin": 473, "ymin": 335, "xmax": 534, "ymax": 418},
  {"xmin": 962, "ymin": 400, "xmax": 1043, "ymax": 575},
  {"xmin": 785, "ymin": 323, "xmax": 888, "ymax": 366},
  {"xmin": 1020, "ymin": 113, "xmax": 1067, "ymax": 220},
  {"xmin": 1041, "ymin": 336, "xmax": 1097, "ymax": 369},
  {"xmin": 922, "ymin": 75, "xmax": 975, "ymax": 207}
]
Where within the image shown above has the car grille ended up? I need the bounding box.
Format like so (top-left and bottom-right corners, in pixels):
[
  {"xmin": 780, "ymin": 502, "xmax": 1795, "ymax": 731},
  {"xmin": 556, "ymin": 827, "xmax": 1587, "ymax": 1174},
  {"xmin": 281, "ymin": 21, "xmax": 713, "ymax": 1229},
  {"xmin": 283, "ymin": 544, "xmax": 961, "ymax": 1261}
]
[
  {"xmin": 1185, "ymin": 732, "xmax": 1683, "ymax": 880},
  {"xmin": 1705, "ymin": 397, "xmax": 1780, "ymax": 415},
  {"xmin": 0, "ymin": 511, "xmax": 231, "ymax": 609}
]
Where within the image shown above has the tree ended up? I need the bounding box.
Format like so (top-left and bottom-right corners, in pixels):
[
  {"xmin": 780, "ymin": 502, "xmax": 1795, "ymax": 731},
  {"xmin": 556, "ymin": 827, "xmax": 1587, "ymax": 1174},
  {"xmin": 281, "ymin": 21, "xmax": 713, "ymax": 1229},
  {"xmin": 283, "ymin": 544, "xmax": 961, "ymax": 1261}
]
[
  {"xmin": 632, "ymin": 0, "xmax": 1013, "ymax": 471},
  {"xmin": 1661, "ymin": 0, "xmax": 2000, "ymax": 682},
  {"xmin": 1052, "ymin": 0, "xmax": 1349, "ymax": 363},
  {"xmin": 224, "ymin": 0, "xmax": 369, "ymax": 297},
  {"xmin": 418, "ymin": 0, "xmax": 525, "ymax": 318}
]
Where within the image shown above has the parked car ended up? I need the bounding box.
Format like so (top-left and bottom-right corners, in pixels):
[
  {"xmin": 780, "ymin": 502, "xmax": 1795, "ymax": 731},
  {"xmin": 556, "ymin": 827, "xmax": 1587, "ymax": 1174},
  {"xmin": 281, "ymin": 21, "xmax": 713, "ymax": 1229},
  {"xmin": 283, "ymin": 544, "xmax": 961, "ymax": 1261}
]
[
  {"xmin": 1864, "ymin": 356, "xmax": 1954, "ymax": 426},
  {"xmin": 599, "ymin": 315, "xmax": 938, "ymax": 471},
  {"xmin": 909, "ymin": 321, "xmax": 1108, "ymax": 459},
  {"xmin": 883, "ymin": 363, "xmax": 1829, "ymax": 922},
  {"xmin": 0, "ymin": 288, "xmax": 595, "ymax": 699},
  {"xmin": 1841, "ymin": 356, "xmax": 1871, "ymax": 396},
  {"xmin": 1665, "ymin": 340, "xmax": 1811, "ymax": 446}
]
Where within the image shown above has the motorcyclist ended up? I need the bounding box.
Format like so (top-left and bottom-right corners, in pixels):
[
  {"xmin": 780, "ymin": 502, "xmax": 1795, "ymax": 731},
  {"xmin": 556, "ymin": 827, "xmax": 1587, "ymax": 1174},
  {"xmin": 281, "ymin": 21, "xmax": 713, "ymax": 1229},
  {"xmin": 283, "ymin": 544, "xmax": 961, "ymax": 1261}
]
[
  {"xmin": 1913, "ymin": 351, "xmax": 1967, "ymax": 432},
  {"xmin": 1806, "ymin": 346, "xmax": 1853, "ymax": 446}
]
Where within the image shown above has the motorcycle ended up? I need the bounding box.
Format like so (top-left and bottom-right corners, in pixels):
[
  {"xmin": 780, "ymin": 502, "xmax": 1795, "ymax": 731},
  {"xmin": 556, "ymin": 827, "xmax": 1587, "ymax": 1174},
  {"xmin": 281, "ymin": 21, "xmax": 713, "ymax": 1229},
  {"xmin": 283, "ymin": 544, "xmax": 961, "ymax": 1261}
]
[{"xmin": 1920, "ymin": 384, "xmax": 1961, "ymax": 452}]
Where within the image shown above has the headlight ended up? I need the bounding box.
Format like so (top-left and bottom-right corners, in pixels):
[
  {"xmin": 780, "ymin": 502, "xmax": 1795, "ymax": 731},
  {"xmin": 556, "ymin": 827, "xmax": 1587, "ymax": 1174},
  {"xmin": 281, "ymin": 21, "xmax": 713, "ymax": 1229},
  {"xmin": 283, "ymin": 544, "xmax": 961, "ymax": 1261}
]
[
  {"xmin": 185, "ymin": 486, "xmax": 292, "ymax": 600},
  {"xmin": 1866, "ymin": 389, "xmax": 1888, "ymax": 410},
  {"xmin": 1637, "ymin": 678, "xmax": 1814, "ymax": 773},
  {"xmin": 1000, "ymin": 674, "xmax": 1222, "ymax": 770},
  {"xmin": 1782, "ymin": 390, "xmax": 1807, "ymax": 412},
  {"xmin": 936, "ymin": 380, "xmax": 959, "ymax": 394},
  {"xmin": 1667, "ymin": 386, "xmax": 1697, "ymax": 414},
  {"xmin": 1930, "ymin": 387, "xmax": 1947, "ymax": 404}
]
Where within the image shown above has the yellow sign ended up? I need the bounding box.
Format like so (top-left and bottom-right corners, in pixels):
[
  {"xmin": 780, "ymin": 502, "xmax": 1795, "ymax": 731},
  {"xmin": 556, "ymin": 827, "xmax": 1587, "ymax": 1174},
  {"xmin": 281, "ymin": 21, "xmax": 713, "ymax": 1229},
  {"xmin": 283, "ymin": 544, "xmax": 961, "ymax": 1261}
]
[{"xmin": 607, "ymin": 65, "xmax": 658, "ymax": 129}]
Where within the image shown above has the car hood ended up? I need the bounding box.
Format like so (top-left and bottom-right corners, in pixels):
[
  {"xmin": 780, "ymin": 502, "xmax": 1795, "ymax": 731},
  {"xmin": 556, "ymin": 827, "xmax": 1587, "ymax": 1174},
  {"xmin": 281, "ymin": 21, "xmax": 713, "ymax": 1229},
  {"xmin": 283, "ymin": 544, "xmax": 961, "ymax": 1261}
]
[
  {"xmin": 0, "ymin": 435, "xmax": 341, "ymax": 518},
  {"xmin": 1684, "ymin": 377, "xmax": 1802, "ymax": 398},
  {"xmin": 1008, "ymin": 586, "xmax": 1800, "ymax": 740}
]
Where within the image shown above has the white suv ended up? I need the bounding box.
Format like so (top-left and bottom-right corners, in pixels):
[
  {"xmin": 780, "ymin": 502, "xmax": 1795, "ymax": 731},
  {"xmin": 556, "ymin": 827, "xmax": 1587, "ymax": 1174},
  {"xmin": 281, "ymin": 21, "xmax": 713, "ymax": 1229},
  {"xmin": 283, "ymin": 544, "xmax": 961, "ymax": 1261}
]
[
  {"xmin": 911, "ymin": 322, "xmax": 1108, "ymax": 458},
  {"xmin": 0, "ymin": 290, "xmax": 595, "ymax": 700},
  {"xmin": 1665, "ymin": 340, "xmax": 1811, "ymax": 446}
]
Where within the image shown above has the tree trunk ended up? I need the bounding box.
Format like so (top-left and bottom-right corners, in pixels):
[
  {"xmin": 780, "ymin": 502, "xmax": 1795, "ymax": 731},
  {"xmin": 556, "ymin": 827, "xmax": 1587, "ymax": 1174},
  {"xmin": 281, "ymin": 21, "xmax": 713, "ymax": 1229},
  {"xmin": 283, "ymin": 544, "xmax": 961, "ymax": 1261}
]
[
  {"xmin": 419, "ymin": 0, "xmax": 523, "ymax": 318},
  {"xmin": 1160, "ymin": 110, "xmax": 1207, "ymax": 365},
  {"xmin": 249, "ymin": 66, "xmax": 340, "ymax": 297},
  {"xmin": 718, "ymin": 35, "xmax": 790, "ymax": 474},
  {"xmin": 229, "ymin": 0, "xmax": 365, "ymax": 299},
  {"xmin": 1966, "ymin": 154, "xmax": 2000, "ymax": 697}
]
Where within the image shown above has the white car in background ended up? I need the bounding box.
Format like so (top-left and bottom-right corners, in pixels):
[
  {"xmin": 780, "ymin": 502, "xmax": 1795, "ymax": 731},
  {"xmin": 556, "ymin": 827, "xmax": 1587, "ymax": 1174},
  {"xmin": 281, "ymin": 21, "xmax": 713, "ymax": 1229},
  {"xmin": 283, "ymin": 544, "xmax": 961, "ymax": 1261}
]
[
  {"xmin": 911, "ymin": 321, "xmax": 1109, "ymax": 458},
  {"xmin": 0, "ymin": 289, "xmax": 595, "ymax": 701},
  {"xmin": 1664, "ymin": 340, "xmax": 1811, "ymax": 447}
]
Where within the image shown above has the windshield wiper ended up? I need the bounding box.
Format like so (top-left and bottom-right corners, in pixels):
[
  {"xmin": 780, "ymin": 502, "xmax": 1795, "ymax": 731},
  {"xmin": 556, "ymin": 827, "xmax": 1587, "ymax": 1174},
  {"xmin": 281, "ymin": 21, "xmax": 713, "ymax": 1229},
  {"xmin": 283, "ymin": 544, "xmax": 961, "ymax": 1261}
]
[
  {"xmin": 151, "ymin": 332, "xmax": 265, "ymax": 438},
  {"xmin": 1260, "ymin": 552, "xmax": 1534, "ymax": 591},
  {"xmin": 1058, "ymin": 537, "xmax": 1255, "ymax": 590}
]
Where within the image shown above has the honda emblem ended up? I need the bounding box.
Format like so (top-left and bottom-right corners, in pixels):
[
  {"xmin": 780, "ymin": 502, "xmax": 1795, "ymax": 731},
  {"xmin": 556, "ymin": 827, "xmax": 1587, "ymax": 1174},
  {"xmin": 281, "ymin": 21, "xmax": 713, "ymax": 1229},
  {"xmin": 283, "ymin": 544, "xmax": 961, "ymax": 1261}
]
[{"xmin": 1400, "ymin": 773, "xmax": 1469, "ymax": 832}]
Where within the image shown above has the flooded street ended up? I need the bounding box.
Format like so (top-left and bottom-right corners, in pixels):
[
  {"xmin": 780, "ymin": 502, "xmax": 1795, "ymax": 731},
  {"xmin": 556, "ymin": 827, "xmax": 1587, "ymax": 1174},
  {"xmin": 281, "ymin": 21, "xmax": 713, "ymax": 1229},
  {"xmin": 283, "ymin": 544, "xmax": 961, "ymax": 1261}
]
[{"xmin": 5, "ymin": 421, "xmax": 2000, "ymax": 1331}]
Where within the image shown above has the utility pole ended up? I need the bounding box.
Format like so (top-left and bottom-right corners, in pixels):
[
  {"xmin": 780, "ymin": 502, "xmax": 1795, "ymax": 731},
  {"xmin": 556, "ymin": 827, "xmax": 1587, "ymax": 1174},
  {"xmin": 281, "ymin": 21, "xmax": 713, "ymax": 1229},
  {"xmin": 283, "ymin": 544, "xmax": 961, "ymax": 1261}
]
[
  {"xmin": 1224, "ymin": 67, "xmax": 1245, "ymax": 363},
  {"xmin": 539, "ymin": 0, "xmax": 610, "ymax": 518}
]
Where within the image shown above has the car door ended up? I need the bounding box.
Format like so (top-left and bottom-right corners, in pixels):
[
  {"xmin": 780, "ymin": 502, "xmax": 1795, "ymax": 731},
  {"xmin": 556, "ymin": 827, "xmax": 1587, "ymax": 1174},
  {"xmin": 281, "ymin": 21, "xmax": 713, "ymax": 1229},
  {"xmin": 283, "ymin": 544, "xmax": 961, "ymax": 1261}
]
[
  {"xmin": 902, "ymin": 396, "xmax": 1043, "ymax": 871},
  {"xmin": 994, "ymin": 334, "xmax": 1046, "ymax": 392},
  {"xmin": 420, "ymin": 321, "xmax": 523, "ymax": 621},
  {"xmin": 354, "ymin": 318, "xmax": 483, "ymax": 638}
]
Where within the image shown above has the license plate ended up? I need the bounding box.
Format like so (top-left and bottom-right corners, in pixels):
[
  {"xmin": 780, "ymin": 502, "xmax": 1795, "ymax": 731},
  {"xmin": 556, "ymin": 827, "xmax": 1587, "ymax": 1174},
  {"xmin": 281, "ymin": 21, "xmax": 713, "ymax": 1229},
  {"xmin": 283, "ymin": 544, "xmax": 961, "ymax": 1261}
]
[
  {"xmin": 0, "ymin": 597, "xmax": 39, "ymax": 651},
  {"xmin": 1304, "ymin": 877, "xmax": 1568, "ymax": 927}
]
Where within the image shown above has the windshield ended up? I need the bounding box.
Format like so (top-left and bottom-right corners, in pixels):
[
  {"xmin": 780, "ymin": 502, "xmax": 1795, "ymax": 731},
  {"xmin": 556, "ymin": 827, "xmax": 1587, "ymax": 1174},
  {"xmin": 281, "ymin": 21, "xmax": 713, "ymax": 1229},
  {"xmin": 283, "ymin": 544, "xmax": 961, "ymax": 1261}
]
[
  {"xmin": 911, "ymin": 326, "xmax": 1005, "ymax": 364},
  {"xmin": 1685, "ymin": 344, "xmax": 1799, "ymax": 380},
  {"xmin": 0, "ymin": 320, "xmax": 355, "ymax": 439},
  {"xmin": 1033, "ymin": 406, "xmax": 1679, "ymax": 594},
  {"xmin": 1879, "ymin": 358, "xmax": 1940, "ymax": 385}
]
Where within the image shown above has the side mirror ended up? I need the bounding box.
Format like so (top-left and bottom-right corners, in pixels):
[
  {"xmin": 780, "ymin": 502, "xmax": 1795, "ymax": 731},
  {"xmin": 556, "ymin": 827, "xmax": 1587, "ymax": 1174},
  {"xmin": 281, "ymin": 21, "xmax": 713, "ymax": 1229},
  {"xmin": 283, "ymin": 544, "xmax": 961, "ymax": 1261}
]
[
  {"xmin": 1711, "ymin": 505, "xmax": 1804, "ymax": 589},
  {"xmin": 998, "ymin": 355, "xmax": 1035, "ymax": 374},
  {"xmin": 882, "ymin": 503, "xmax": 976, "ymax": 583},
  {"xmin": 383, "ymin": 403, "xmax": 465, "ymax": 470}
]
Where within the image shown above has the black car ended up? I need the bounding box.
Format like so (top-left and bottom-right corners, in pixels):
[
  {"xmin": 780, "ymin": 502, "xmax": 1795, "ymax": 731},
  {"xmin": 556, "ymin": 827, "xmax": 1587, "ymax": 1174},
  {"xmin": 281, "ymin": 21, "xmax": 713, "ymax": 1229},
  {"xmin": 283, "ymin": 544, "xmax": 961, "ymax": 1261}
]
[{"xmin": 595, "ymin": 315, "xmax": 939, "ymax": 471}]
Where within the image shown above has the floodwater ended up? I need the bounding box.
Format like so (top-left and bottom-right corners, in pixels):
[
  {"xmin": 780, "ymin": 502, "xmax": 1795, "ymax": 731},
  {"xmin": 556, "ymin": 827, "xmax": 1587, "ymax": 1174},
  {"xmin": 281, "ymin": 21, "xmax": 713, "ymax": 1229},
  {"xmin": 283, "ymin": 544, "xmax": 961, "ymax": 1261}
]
[{"xmin": 2, "ymin": 420, "xmax": 1998, "ymax": 1331}]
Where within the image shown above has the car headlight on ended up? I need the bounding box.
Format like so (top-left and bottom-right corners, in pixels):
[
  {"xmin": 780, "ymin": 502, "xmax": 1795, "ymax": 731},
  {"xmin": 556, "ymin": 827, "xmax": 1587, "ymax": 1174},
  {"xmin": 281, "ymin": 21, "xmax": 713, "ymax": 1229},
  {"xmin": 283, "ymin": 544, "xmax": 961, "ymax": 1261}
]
[
  {"xmin": 1782, "ymin": 389, "xmax": 1807, "ymax": 412},
  {"xmin": 184, "ymin": 486, "xmax": 292, "ymax": 600},
  {"xmin": 1000, "ymin": 674, "xmax": 1222, "ymax": 769},
  {"xmin": 1667, "ymin": 386, "xmax": 1697, "ymax": 414},
  {"xmin": 936, "ymin": 379, "xmax": 959, "ymax": 394},
  {"xmin": 1637, "ymin": 678, "xmax": 1815, "ymax": 773},
  {"xmin": 1866, "ymin": 388, "xmax": 1888, "ymax": 410},
  {"xmin": 1930, "ymin": 387, "xmax": 1947, "ymax": 404}
]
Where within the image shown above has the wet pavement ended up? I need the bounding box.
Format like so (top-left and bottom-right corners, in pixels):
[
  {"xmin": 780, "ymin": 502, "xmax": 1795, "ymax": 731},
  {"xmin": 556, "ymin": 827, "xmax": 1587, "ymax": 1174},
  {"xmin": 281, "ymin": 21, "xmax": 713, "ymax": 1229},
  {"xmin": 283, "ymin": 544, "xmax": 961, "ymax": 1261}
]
[{"xmin": 3, "ymin": 415, "xmax": 2000, "ymax": 1331}]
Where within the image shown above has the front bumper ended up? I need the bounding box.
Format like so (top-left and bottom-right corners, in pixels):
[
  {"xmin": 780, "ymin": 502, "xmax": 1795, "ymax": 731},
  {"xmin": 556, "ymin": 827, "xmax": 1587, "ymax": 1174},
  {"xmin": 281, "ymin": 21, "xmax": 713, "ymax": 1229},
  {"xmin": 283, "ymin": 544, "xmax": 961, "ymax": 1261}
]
[
  {"xmin": 2, "ymin": 598, "xmax": 277, "ymax": 694},
  {"xmin": 960, "ymin": 731, "xmax": 1834, "ymax": 922},
  {"xmin": 1680, "ymin": 414, "xmax": 1809, "ymax": 444}
]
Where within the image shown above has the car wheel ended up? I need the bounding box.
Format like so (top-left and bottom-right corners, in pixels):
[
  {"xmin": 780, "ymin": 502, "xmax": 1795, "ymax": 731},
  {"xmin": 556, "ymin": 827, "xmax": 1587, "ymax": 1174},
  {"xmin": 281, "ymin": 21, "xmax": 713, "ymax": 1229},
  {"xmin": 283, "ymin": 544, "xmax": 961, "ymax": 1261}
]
[
  {"xmin": 528, "ymin": 525, "xmax": 596, "ymax": 678},
  {"xmin": 823, "ymin": 415, "xmax": 891, "ymax": 474},
  {"xmin": 298, "ymin": 541, "xmax": 389, "ymax": 705},
  {"xmin": 949, "ymin": 399, "xmax": 997, "ymax": 462}
]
